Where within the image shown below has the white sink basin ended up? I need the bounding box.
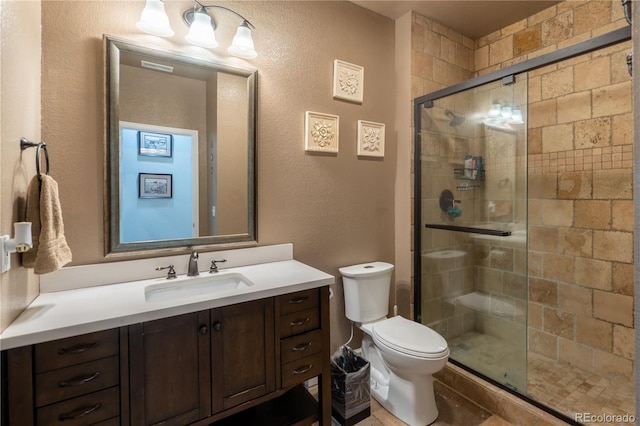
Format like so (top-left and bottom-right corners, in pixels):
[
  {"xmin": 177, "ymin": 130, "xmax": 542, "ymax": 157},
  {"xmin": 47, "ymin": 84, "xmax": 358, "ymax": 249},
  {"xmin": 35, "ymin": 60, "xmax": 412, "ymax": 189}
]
[{"xmin": 145, "ymin": 272, "xmax": 254, "ymax": 303}]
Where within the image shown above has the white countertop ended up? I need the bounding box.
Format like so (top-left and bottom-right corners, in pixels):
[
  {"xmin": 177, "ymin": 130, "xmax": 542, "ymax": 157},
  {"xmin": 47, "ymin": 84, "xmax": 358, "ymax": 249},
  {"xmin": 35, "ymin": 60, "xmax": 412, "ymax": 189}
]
[{"xmin": 0, "ymin": 259, "xmax": 335, "ymax": 350}]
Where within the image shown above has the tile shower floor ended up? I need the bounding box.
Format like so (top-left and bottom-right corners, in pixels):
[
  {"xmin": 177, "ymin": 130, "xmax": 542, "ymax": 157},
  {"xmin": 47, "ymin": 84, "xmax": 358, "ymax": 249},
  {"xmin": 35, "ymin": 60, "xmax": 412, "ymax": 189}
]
[
  {"xmin": 449, "ymin": 331, "xmax": 635, "ymax": 425},
  {"xmin": 314, "ymin": 380, "xmax": 511, "ymax": 426}
]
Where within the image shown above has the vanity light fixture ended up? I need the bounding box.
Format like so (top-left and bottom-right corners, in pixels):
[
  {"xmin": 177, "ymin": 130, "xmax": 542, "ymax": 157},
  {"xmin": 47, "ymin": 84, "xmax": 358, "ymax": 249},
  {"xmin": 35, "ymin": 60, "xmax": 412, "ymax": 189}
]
[
  {"xmin": 136, "ymin": 0, "xmax": 174, "ymax": 37},
  {"xmin": 487, "ymin": 103, "xmax": 502, "ymax": 117},
  {"xmin": 1, "ymin": 222, "xmax": 33, "ymax": 273},
  {"xmin": 485, "ymin": 103, "xmax": 524, "ymax": 125},
  {"xmin": 482, "ymin": 102, "xmax": 524, "ymax": 131},
  {"xmin": 182, "ymin": 1, "xmax": 257, "ymax": 58}
]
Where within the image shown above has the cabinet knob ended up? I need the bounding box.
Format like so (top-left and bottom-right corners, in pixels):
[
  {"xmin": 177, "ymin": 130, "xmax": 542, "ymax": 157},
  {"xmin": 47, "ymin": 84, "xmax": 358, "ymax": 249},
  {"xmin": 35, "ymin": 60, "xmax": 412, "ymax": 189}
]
[
  {"xmin": 213, "ymin": 321, "xmax": 222, "ymax": 332},
  {"xmin": 198, "ymin": 325, "xmax": 209, "ymax": 335}
]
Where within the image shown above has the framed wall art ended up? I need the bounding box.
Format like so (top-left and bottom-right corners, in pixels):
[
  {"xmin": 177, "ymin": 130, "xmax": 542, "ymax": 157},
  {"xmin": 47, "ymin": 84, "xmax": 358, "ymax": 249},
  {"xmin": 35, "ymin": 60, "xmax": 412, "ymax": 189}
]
[
  {"xmin": 332, "ymin": 60, "xmax": 364, "ymax": 103},
  {"xmin": 357, "ymin": 120, "xmax": 385, "ymax": 157},
  {"xmin": 139, "ymin": 173, "xmax": 172, "ymax": 198},
  {"xmin": 304, "ymin": 111, "xmax": 339, "ymax": 153},
  {"xmin": 138, "ymin": 131, "xmax": 173, "ymax": 157}
]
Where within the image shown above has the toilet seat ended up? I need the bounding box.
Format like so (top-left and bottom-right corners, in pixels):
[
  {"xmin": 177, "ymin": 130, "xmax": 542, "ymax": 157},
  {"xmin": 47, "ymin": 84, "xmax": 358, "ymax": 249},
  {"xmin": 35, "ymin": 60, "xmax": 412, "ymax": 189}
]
[{"xmin": 372, "ymin": 316, "xmax": 449, "ymax": 359}]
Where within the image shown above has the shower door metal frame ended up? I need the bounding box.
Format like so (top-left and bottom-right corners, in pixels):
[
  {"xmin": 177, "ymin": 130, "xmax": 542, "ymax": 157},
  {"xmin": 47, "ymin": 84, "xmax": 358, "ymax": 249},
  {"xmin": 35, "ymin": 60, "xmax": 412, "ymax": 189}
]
[{"xmin": 413, "ymin": 25, "xmax": 631, "ymax": 323}]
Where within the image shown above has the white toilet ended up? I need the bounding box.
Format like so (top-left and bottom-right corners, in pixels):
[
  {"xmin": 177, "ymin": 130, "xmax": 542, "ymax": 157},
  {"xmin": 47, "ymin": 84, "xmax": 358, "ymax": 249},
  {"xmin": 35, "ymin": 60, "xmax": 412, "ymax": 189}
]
[{"xmin": 339, "ymin": 262, "xmax": 449, "ymax": 426}]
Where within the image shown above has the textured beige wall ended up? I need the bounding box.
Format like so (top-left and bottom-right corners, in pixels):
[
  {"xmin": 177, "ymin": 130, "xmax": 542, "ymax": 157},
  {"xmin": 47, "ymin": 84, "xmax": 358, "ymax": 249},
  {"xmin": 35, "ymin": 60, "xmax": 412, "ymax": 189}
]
[
  {"xmin": 0, "ymin": 0, "xmax": 41, "ymax": 332},
  {"xmin": 33, "ymin": 1, "xmax": 395, "ymax": 348},
  {"xmin": 217, "ymin": 73, "xmax": 249, "ymax": 235},
  {"xmin": 394, "ymin": 12, "xmax": 413, "ymax": 319}
]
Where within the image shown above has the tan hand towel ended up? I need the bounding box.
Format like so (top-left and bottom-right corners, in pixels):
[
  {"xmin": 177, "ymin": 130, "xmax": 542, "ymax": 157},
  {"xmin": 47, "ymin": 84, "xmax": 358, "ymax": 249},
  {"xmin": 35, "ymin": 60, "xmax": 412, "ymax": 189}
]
[{"xmin": 23, "ymin": 174, "xmax": 72, "ymax": 274}]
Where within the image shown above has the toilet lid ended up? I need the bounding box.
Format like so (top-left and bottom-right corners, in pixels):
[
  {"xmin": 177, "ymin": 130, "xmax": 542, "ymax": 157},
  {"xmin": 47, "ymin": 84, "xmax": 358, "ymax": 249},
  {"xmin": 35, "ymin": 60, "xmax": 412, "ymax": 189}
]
[{"xmin": 372, "ymin": 316, "xmax": 449, "ymax": 358}]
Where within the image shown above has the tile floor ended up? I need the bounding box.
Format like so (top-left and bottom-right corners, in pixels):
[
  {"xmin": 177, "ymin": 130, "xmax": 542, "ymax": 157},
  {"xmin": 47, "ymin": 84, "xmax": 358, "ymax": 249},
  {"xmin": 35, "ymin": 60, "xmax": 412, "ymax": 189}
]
[
  {"xmin": 528, "ymin": 353, "xmax": 635, "ymax": 425},
  {"xmin": 448, "ymin": 331, "xmax": 635, "ymax": 425},
  {"xmin": 320, "ymin": 331, "xmax": 635, "ymax": 426},
  {"xmin": 339, "ymin": 381, "xmax": 512, "ymax": 426}
]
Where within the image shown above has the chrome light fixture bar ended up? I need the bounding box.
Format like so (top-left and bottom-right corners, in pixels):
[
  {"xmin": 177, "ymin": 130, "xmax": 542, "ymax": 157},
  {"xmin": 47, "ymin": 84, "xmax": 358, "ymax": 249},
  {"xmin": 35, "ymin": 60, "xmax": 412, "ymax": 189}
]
[{"xmin": 182, "ymin": 1, "xmax": 257, "ymax": 59}]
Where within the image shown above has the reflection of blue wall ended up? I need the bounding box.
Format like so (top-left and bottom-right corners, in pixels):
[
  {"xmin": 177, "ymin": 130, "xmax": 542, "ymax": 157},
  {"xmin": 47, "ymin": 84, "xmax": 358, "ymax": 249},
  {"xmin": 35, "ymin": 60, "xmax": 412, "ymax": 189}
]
[{"xmin": 120, "ymin": 128, "xmax": 193, "ymax": 243}]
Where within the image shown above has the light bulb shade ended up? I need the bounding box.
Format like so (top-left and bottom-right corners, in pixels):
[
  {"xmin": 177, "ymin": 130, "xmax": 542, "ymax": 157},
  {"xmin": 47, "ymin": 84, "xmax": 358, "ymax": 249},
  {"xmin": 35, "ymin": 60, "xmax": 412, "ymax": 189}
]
[
  {"xmin": 228, "ymin": 22, "xmax": 257, "ymax": 59},
  {"xmin": 488, "ymin": 103, "xmax": 501, "ymax": 117},
  {"xmin": 136, "ymin": 0, "xmax": 174, "ymax": 37},
  {"xmin": 501, "ymin": 106, "xmax": 512, "ymax": 119},
  {"xmin": 510, "ymin": 109, "xmax": 524, "ymax": 124},
  {"xmin": 185, "ymin": 11, "xmax": 218, "ymax": 48}
]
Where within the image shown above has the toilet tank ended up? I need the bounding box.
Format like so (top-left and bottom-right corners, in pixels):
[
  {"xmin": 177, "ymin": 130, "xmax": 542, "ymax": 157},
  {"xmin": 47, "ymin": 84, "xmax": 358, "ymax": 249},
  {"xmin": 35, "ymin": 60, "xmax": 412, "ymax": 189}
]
[{"xmin": 339, "ymin": 262, "xmax": 394, "ymax": 323}]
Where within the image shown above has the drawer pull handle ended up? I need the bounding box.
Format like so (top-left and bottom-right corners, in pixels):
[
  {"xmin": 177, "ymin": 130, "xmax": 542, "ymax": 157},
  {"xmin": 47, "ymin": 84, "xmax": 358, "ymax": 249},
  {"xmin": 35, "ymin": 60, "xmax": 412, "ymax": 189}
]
[
  {"xmin": 58, "ymin": 403, "xmax": 101, "ymax": 421},
  {"xmin": 292, "ymin": 342, "xmax": 312, "ymax": 352},
  {"xmin": 292, "ymin": 364, "xmax": 313, "ymax": 375},
  {"xmin": 58, "ymin": 371, "xmax": 101, "ymax": 387},
  {"xmin": 57, "ymin": 342, "xmax": 99, "ymax": 355},
  {"xmin": 288, "ymin": 296, "xmax": 309, "ymax": 304},
  {"xmin": 289, "ymin": 318, "xmax": 310, "ymax": 327}
]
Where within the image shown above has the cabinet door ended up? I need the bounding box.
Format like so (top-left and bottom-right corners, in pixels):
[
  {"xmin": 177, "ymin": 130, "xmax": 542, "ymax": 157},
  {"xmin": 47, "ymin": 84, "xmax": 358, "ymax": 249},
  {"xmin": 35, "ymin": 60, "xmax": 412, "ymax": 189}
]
[
  {"xmin": 211, "ymin": 298, "xmax": 275, "ymax": 412},
  {"xmin": 129, "ymin": 311, "xmax": 211, "ymax": 426}
]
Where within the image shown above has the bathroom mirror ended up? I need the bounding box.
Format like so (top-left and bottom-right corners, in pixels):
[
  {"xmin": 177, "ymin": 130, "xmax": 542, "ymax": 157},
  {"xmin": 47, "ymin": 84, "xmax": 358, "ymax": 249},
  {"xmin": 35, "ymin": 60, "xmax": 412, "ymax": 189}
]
[{"xmin": 105, "ymin": 36, "xmax": 256, "ymax": 254}]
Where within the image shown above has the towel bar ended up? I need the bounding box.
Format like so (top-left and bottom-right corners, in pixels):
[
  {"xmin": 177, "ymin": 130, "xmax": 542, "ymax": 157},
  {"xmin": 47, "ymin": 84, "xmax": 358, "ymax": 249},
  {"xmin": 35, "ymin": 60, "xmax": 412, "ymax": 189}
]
[{"xmin": 20, "ymin": 137, "xmax": 50, "ymax": 177}]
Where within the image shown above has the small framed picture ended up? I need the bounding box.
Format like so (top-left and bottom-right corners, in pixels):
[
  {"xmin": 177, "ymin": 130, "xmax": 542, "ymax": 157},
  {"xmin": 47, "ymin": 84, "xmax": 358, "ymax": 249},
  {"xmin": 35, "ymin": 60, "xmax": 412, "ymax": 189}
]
[
  {"xmin": 139, "ymin": 173, "xmax": 172, "ymax": 198},
  {"xmin": 138, "ymin": 131, "xmax": 172, "ymax": 157},
  {"xmin": 304, "ymin": 111, "xmax": 339, "ymax": 153},
  {"xmin": 357, "ymin": 120, "xmax": 385, "ymax": 157},
  {"xmin": 333, "ymin": 60, "xmax": 364, "ymax": 103}
]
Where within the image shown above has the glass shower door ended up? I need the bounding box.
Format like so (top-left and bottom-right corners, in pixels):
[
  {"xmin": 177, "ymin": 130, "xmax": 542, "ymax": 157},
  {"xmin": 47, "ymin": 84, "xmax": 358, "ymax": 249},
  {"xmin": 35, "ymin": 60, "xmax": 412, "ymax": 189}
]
[{"xmin": 416, "ymin": 74, "xmax": 528, "ymax": 392}]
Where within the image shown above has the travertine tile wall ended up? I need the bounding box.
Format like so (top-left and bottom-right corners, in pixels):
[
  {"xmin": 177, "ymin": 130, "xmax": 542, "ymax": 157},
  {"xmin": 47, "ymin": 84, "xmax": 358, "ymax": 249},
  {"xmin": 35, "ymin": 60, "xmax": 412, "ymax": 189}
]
[
  {"xmin": 411, "ymin": 14, "xmax": 475, "ymax": 100},
  {"xmin": 473, "ymin": 1, "xmax": 633, "ymax": 379},
  {"xmin": 525, "ymin": 44, "xmax": 634, "ymax": 378},
  {"xmin": 412, "ymin": 13, "xmax": 476, "ymax": 325},
  {"xmin": 412, "ymin": 0, "xmax": 633, "ymax": 380}
]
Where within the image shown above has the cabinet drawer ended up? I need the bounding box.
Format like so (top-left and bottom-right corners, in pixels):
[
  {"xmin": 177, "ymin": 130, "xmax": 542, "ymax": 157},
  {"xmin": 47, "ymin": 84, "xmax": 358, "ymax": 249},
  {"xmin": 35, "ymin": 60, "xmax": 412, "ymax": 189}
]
[
  {"xmin": 278, "ymin": 289, "xmax": 319, "ymax": 315},
  {"xmin": 36, "ymin": 356, "xmax": 119, "ymax": 407},
  {"xmin": 36, "ymin": 386, "xmax": 120, "ymax": 426},
  {"xmin": 281, "ymin": 353, "xmax": 323, "ymax": 388},
  {"xmin": 280, "ymin": 330, "xmax": 322, "ymax": 364},
  {"xmin": 279, "ymin": 308, "xmax": 319, "ymax": 338},
  {"xmin": 35, "ymin": 329, "xmax": 119, "ymax": 373}
]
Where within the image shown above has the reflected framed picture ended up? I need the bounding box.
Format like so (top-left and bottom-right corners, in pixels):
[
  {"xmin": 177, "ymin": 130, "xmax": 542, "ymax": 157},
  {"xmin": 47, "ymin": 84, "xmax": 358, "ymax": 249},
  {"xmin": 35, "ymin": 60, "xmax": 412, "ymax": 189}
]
[
  {"xmin": 138, "ymin": 131, "xmax": 172, "ymax": 157},
  {"xmin": 139, "ymin": 173, "xmax": 172, "ymax": 198}
]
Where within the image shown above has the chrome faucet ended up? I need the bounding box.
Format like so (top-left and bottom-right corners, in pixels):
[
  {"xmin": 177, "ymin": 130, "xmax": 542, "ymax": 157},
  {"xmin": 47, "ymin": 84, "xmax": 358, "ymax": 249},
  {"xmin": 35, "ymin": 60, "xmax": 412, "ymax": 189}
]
[{"xmin": 188, "ymin": 251, "xmax": 199, "ymax": 277}]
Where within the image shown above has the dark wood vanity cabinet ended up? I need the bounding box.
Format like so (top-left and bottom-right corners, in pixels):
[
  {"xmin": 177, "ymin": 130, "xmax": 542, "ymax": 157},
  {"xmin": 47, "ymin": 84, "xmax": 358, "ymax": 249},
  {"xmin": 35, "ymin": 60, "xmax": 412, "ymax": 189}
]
[
  {"xmin": 211, "ymin": 298, "xmax": 275, "ymax": 412},
  {"xmin": 2, "ymin": 329, "xmax": 125, "ymax": 426},
  {"xmin": 128, "ymin": 299, "xmax": 275, "ymax": 425},
  {"xmin": 128, "ymin": 310, "xmax": 212, "ymax": 426},
  {"xmin": 1, "ymin": 286, "xmax": 331, "ymax": 426}
]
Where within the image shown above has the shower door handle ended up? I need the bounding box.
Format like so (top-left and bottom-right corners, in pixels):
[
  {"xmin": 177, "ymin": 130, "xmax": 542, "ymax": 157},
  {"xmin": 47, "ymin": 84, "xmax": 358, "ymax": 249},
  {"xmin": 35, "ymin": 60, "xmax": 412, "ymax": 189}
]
[{"xmin": 425, "ymin": 224, "xmax": 511, "ymax": 237}]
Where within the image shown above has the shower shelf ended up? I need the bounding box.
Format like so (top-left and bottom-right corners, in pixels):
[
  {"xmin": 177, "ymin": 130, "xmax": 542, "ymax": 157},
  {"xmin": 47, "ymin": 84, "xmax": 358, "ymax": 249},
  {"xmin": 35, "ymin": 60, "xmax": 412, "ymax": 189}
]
[{"xmin": 454, "ymin": 168, "xmax": 485, "ymax": 181}]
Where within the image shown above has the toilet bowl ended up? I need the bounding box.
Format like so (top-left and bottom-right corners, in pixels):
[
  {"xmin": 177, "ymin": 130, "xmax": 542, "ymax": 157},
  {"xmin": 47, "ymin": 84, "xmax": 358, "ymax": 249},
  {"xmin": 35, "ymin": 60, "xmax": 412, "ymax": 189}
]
[{"xmin": 340, "ymin": 262, "xmax": 449, "ymax": 426}]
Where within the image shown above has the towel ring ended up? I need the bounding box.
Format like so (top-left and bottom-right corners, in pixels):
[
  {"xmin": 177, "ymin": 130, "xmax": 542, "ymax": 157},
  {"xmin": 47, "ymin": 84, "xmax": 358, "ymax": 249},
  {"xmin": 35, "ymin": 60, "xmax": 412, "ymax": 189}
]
[{"xmin": 20, "ymin": 137, "xmax": 50, "ymax": 177}]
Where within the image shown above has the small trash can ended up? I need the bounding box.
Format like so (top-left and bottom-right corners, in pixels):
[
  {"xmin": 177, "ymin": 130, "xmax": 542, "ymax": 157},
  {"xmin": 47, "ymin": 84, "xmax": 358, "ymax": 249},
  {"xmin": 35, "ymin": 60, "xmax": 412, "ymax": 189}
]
[{"xmin": 330, "ymin": 346, "xmax": 371, "ymax": 426}]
